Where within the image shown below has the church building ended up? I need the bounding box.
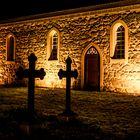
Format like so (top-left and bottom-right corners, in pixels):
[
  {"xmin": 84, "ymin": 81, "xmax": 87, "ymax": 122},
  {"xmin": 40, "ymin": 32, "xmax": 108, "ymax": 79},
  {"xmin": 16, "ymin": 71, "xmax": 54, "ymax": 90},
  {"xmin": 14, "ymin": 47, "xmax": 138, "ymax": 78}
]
[{"xmin": 0, "ymin": 1, "xmax": 140, "ymax": 94}]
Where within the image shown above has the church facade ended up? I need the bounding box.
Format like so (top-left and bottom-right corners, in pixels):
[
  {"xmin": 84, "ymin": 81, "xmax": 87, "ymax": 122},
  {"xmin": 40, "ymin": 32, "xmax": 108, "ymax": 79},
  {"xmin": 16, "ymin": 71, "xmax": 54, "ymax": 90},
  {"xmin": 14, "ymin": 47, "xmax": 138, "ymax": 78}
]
[{"xmin": 1, "ymin": 1, "xmax": 140, "ymax": 94}]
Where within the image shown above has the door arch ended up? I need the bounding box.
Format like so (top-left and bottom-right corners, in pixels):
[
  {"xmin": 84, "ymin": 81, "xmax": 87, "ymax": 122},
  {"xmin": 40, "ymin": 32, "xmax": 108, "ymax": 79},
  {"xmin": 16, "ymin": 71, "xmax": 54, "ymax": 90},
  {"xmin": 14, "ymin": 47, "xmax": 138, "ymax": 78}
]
[
  {"xmin": 84, "ymin": 47, "xmax": 100, "ymax": 91},
  {"xmin": 81, "ymin": 43, "xmax": 103, "ymax": 91}
]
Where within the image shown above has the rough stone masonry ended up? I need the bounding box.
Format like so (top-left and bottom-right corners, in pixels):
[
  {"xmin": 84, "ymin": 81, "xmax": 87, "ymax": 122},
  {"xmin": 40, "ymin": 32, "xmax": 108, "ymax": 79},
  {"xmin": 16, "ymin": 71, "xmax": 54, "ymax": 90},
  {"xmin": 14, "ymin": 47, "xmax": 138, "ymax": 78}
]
[{"xmin": 0, "ymin": 2, "xmax": 140, "ymax": 94}]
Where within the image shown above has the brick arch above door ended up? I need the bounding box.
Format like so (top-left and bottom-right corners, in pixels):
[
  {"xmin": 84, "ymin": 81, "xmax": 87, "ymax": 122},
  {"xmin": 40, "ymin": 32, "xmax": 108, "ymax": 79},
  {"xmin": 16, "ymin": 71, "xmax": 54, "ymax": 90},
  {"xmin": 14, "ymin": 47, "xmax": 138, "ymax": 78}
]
[{"xmin": 81, "ymin": 43, "xmax": 104, "ymax": 91}]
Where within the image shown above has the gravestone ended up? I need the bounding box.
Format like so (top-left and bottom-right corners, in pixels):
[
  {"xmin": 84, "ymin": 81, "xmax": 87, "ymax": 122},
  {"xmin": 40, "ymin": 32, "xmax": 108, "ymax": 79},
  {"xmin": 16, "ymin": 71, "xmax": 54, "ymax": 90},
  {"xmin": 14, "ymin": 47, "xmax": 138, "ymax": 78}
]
[
  {"xmin": 58, "ymin": 56, "xmax": 78, "ymax": 118},
  {"xmin": 16, "ymin": 53, "xmax": 46, "ymax": 117}
]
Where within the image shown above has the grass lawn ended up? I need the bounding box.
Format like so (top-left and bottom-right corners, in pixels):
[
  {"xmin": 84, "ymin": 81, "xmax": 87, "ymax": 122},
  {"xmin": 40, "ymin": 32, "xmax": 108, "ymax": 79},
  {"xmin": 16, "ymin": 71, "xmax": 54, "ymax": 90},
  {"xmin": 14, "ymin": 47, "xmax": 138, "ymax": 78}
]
[{"xmin": 0, "ymin": 87, "xmax": 140, "ymax": 140}]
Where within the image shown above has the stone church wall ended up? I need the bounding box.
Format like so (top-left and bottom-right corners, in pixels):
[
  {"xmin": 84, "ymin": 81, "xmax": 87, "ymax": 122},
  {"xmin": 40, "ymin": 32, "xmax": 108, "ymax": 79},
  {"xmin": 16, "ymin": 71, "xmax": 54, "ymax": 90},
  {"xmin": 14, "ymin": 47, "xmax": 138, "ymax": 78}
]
[{"xmin": 0, "ymin": 4, "xmax": 140, "ymax": 94}]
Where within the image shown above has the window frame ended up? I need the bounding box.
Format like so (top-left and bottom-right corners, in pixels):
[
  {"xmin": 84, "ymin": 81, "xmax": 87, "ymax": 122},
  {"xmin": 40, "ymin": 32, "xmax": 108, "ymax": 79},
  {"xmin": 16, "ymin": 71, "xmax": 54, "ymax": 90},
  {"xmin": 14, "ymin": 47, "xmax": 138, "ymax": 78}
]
[
  {"xmin": 47, "ymin": 28, "xmax": 60, "ymax": 61},
  {"xmin": 6, "ymin": 34, "xmax": 15, "ymax": 62},
  {"xmin": 110, "ymin": 20, "xmax": 128, "ymax": 63}
]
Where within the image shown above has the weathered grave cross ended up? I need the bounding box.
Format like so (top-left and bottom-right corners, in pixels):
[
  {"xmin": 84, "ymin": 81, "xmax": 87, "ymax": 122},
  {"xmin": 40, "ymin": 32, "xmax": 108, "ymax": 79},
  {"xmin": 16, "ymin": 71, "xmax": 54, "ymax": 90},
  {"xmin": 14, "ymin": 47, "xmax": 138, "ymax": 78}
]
[
  {"xmin": 16, "ymin": 53, "xmax": 46, "ymax": 116},
  {"xmin": 58, "ymin": 56, "xmax": 78, "ymax": 116}
]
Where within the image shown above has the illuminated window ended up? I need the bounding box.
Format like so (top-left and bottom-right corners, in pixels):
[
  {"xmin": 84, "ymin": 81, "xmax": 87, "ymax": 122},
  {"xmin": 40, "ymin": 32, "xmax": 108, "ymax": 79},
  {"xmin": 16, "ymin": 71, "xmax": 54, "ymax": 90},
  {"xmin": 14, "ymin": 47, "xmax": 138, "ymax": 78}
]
[
  {"xmin": 112, "ymin": 25, "xmax": 125, "ymax": 59},
  {"xmin": 47, "ymin": 28, "xmax": 60, "ymax": 61},
  {"xmin": 49, "ymin": 32, "xmax": 58, "ymax": 60},
  {"xmin": 7, "ymin": 35, "xmax": 15, "ymax": 61},
  {"xmin": 110, "ymin": 20, "xmax": 128, "ymax": 62}
]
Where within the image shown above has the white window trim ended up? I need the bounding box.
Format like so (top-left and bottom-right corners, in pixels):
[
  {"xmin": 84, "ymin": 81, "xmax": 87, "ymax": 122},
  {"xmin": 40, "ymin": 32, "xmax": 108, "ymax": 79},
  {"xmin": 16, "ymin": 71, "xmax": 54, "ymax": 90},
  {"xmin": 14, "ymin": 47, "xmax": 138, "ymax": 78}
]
[
  {"xmin": 47, "ymin": 28, "xmax": 60, "ymax": 62},
  {"xmin": 110, "ymin": 20, "xmax": 128, "ymax": 63}
]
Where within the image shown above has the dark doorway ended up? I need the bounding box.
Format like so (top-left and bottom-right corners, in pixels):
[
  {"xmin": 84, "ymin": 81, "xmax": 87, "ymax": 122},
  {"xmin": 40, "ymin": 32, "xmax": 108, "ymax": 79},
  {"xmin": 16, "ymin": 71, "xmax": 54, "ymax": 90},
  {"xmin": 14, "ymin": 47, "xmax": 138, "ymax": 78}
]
[{"xmin": 84, "ymin": 46, "xmax": 100, "ymax": 91}]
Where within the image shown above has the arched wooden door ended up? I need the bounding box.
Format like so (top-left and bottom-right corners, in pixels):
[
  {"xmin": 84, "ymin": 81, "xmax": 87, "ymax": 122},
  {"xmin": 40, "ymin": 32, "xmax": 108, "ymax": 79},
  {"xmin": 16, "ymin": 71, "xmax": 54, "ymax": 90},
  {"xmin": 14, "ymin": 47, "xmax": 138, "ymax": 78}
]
[{"xmin": 84, "ymin": 46, "xmax": 100, "ymax": 91}]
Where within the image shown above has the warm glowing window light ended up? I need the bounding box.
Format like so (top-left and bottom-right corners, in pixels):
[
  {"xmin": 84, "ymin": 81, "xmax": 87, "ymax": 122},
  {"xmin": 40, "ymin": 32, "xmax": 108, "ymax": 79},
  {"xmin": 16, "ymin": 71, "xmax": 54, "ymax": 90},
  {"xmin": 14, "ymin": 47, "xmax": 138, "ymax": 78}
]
[
  {"xmin": 111, "ymin": 25, "xmax": 125, "ymax": 59},
  {"xmin": 49, "ymin": 31, "xmax": 58, "ymax": 60},
  {"xmin": 110, "ymin": 20, "xmax": 128, "ymax": 63},
  {"xmin": 47, "ymin": 28, "xmax": 60, "ymax": 61}
]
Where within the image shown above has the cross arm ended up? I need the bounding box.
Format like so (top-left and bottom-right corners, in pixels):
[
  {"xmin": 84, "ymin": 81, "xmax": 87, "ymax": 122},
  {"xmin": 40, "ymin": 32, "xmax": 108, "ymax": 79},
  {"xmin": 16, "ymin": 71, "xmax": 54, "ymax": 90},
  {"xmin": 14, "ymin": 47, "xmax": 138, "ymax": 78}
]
[
  {"xmin": 71, "ymin": 69, "xmax": 78, "ymax": 79},
  {"xmin": 16, "ymin": 66, "xmax": 29, "ymax": 80},
  {"xmin": 58, "ymin": 69, "xmax": 66, "ymax": 79},
  {"xmin": 35, "ymin": 68, "xmax": 46, "ymax": 80}
]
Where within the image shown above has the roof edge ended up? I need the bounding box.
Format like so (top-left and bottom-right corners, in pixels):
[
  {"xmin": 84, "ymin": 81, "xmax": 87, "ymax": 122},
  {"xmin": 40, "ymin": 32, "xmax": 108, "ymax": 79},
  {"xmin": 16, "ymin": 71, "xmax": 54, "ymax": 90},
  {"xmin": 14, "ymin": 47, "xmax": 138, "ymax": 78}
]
[{"xmin": 0, "ymin": 0, "xmax": 140, "ymax": 24}]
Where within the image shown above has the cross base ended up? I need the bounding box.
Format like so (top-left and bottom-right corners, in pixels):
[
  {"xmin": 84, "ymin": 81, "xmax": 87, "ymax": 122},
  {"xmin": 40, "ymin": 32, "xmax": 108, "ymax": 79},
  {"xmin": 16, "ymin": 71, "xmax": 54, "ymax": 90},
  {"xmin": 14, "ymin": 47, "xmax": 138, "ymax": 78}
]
[{"xmin": 57, "ymin": 110, "xmax": 78, "ymax": 122}]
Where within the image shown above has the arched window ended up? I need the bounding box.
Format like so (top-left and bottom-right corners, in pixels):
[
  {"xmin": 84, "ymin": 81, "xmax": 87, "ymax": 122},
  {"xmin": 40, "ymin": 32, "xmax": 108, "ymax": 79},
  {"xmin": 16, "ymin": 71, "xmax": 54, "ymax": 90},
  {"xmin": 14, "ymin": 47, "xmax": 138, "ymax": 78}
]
[
  {"xmin": 49, "ymin": 32, "xmax": 58, "ymax": 60},
  {"xmin": 110, "ymin": 20, "xmax": 128, "ymax": 62},
  {"xmin": 7, "ymin": 35, "xmax": 15, "ymax": 61},
  {"xmin": 47, "ymin": 29, "xmax": 60, "ymax": 61},
  {"xmin": 112, "ymin": 25, "xmax": 125, "ymax": 59}
]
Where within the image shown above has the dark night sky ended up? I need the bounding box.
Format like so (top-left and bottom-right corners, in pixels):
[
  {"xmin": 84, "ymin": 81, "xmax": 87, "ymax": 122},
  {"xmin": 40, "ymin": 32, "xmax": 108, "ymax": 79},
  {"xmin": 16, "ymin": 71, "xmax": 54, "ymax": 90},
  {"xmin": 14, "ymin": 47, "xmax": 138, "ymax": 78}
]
[{"xmin": 0, "ymin": 0, "xmax": 121, "ymax": 21}]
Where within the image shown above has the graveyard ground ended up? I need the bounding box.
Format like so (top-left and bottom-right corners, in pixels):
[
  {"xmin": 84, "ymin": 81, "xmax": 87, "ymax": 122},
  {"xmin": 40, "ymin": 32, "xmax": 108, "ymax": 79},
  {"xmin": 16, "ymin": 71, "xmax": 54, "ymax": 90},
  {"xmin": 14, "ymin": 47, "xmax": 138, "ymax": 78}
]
[{"xmin": 0, "ymin": 87, "xmax": 140, "ymax": 140}]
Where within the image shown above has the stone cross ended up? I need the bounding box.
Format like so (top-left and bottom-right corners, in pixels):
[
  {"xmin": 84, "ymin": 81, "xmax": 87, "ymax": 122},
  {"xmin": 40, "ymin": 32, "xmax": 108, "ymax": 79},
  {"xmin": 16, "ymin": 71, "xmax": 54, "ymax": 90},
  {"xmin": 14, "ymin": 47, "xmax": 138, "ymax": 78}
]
[
  {"xmin": 16, "ymin": 53, "xmax": 46, "ymax": 116},
  {"xmin": 58, "ymin": 56, "xmax": 78, "ymax": 116}
]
